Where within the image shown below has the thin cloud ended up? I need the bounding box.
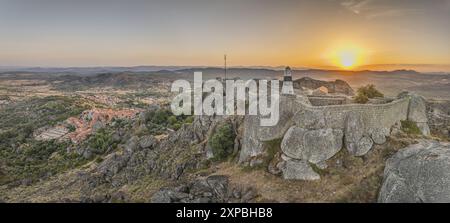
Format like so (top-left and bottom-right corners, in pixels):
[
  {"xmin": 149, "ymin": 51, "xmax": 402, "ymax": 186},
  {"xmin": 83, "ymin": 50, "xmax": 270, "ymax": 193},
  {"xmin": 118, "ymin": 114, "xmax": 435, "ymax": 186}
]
[
  {"xmin": 366, "ymin": 8, "xmax": 421, "ymax": 19},
  {"xmin": 340, "ymin": 0, "xmax": 372, "ymax": 14},
  {"xmin": 339, "ymin": 0, "xmax": 422, "ymax": 19}
]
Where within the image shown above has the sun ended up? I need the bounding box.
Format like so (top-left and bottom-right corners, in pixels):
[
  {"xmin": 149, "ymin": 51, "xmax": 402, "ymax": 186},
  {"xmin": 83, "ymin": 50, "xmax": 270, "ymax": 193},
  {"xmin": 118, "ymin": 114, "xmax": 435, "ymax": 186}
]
[
  {"xmin": 329, "ymin": 45, "xmax": 365, "ymax": 70},
  {"xmin": 338, "ymin": 50, "xmax": 357, "ymax": 69}
]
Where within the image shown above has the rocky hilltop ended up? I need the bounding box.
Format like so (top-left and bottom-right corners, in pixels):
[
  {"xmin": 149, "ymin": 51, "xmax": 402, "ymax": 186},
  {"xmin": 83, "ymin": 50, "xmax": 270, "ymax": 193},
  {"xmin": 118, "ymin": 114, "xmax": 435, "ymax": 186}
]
[
  {"xmin": 379, "ymin": 141, "xmax": 450, "ymax": 202},
  {"xmin": 0, "ymin": 76, "xmax": 449, "ymax": 203},
  {"xmin": 293, "ymin": 77, "xmax": 355, "ymax": 96}
]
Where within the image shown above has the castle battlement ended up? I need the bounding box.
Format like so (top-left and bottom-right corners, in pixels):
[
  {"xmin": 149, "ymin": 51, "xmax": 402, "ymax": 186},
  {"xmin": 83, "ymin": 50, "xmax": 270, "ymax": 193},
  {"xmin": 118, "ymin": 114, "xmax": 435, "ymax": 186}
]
[{"xmin": 240, "ymin": 79, "xmax": 430, "ymax": 180}]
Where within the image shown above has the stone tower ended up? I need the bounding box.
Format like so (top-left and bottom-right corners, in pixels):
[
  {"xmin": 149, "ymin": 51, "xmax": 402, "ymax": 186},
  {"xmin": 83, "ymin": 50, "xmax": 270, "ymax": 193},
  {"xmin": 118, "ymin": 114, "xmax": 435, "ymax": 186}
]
[{"xmin": 281, "ymin": 66, "xmax": 294, "ymax": 95}]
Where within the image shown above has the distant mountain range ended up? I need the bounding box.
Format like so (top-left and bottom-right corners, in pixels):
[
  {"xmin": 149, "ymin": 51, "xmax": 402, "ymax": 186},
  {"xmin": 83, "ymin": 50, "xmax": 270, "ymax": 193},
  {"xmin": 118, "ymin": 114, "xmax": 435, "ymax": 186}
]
[
  {"xmin": 1, "ymin": 64, "xmax": 449, "ymax": 75},
  {"xmin": 356, "ymin": 64, "xmax": 450, "ymax": 73},
  {"xmin": 1, "ymin": 65, "xmax": 449, "ymax": 99}
]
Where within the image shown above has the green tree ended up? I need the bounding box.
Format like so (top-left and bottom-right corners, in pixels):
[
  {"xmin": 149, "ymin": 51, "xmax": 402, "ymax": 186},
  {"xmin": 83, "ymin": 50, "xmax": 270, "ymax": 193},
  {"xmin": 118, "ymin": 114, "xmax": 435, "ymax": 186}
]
[{"xmin": 208, "ymin": 123, "xmax": 236, "ymax": 161}]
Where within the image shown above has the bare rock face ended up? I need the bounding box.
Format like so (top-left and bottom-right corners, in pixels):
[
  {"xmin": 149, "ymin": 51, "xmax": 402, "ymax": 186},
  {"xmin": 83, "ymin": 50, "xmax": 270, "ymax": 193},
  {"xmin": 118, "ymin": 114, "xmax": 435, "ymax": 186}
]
[
  {"xmin": 293, "ymin": 77, "xmax": 354, "ymax": 96},
  {"xmin": 293, "ymin": 109, "xmax": 326, "ymax": 129},
  {"xmin": 239, "ymin": 115, "xmax": 266, "ymax": 163},
  {"xmin": 239, "ymin": 95, "xmax": 299, "ymax": 163},
  {"xmin": 344, "ymin": 112, "xmax": 373, "ymax": 156},
  {"xmin": 356, "ymin": 136, "xmax": 374, "ymax": 156},
  {"xmin": 402, "ymin": 92, "xmax": 431, "ymax": 136},
  {"xmin": 344, "ymin": 113, "xmax": 364, "ymax": 150},
  {"xmin": 281, "ymin": 126, "xmax": 307, "ymax": 159},
  {"xmin": 426, "ymin": 99, "xmax": 450, "ymax": 140},
  {"xmin": 124, "ymin": 136, "xmax": 140, "ymax": 153},
  {"xmin": 416, "ymin": 123, "xmax": 431, "ymax": 136},
  {"xmin": 279, "ymin": 155, "xmax": 320, "ymax": 180},
  {"xmin": 409, "ymin": 95, "xmax": 430, "ymax": 136},
  {"xmin": 379, "ymin": 141, "xmax": 450, "ymax": 203},
  {"xmin": 370, "ymin": 128, "xmax": 389, "ymax": 145},
  {"xmin": 139, "ymin": 135, "xmax": 156, "ymax": 149},
  {"xmin": 281, "ymin": 126, "xmax": 343, "ymax": 164},
  {"xmin": 407, "ymin": 94, "xmax": 428, "ymax": 123},
  {"xmin": 151, "ymin": 175, "xmax": 258, "ymax": 203}
]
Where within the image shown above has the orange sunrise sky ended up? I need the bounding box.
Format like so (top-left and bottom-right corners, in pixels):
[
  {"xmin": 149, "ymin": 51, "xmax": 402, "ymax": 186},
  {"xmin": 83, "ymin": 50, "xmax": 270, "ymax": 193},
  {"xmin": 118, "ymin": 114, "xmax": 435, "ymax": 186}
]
[{"xmin": 0, "ymin": 0, "xmax": 449, "ymax": 69}]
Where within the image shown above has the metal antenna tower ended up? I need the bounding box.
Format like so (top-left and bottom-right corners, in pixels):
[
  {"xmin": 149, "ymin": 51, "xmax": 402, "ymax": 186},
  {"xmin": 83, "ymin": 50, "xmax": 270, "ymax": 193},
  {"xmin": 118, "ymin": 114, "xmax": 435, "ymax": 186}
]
[{"xmin": 224, "ymin": 54, "xmax": 227, "ymax": 80}]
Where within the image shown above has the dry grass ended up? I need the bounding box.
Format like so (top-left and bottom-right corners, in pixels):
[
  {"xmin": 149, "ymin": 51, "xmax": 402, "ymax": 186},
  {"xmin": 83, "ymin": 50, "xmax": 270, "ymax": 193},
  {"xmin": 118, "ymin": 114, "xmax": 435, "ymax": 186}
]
[
  {"xmin": 0, "ymin": 136, "xmax": 417, "ymax": 203},
  {"xmin": 0, "ymin": 163, "xmax": 168, "ymax": 203},
  {"xmin": 0, "ymin": 80, "xmax": 64, "ymax": 100},
  {"xmin": 0, "ymin": 169, "xmax": 86, "ymax": 202},
  {"xmin": 212, "ymin": 136, "xmax": 416, "ymax": 203}
]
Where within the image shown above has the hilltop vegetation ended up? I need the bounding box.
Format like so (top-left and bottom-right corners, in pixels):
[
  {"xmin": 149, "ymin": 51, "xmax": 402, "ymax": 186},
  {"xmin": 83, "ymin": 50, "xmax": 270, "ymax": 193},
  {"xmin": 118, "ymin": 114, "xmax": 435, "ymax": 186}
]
[
  {"xmin": 354, "ymin": 84, "xmax": 384, "ymax": 104},
  {"xmin": 0, "ymin": 71, "xmax": 448, "ymax": 203},
  {"xmin": 0, "ymin": 91, "xmax": 198, "ymax": 190},
  {"xmin": 209, "ymin": 122, "xmax": 236, "ymax": 161},
  {"xmin": 0, "ymin": 96, "xmax": 90, "ymax": 185}
]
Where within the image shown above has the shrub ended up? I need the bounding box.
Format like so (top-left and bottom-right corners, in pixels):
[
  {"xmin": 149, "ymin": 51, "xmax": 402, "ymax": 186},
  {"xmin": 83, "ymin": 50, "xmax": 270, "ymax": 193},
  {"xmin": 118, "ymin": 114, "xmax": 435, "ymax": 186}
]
[
  {"xmin": 144, "ymin": 108, "xmax": 195, "ymax": 133},
  {"xmin": 168, "ymin": 116, "xmax": 178, "ymax": 125},
  {"xmin": 401, "ymin": 120, "xmax": 421, "ymax": 135},
  {"xmin": 184, "ymin": 116, "xmax": 194, "ymax": 124},
  {"xmin": 208, "ymin": 123, "xmax": 235, "ymax": 161},
  {"xmin": 354, "ymin": 84, "xmax": 383, "ymax": 104},
  {"xmin": 171, "ymin": 123, "xmax": 181, "ymax": 130},
  {"xmin": 357, "ymin": 84, "xmax": 384, "ymax": 98},
  {"xmin": 67, "ymin": 124, "xmax": 76, "ymax": 132},
  {"xmin": 88, "ymin": 128, "xmax": 114, "ymax": 154},
  {"xmin": 95, "ymin": 156, "xmax": 104, "ymax": 163},
  {"xmin": 246, "ymin": 138, "xmax": 282, "ymax": 170},
  {"xmin": 146, "ymin": 122, "xmax": 166, "ymax": 135},
  {"xmin": 153, "ymin": 110, "xmax": 170, "ymax": 124},
  {"xmin": 145, "ymin": 109, "xmax": 170, "ymax": 125},
  {"xmin": 354, "ymin": 94, "xmax": 369, "ymax": 104}
]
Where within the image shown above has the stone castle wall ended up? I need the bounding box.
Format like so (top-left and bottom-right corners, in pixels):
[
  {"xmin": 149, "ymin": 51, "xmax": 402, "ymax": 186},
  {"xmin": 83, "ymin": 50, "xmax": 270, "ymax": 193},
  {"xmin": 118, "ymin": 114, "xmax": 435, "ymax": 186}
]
[
  {"xmin": 297, "ymin": 97, "xmax": 410, "ymax": 131},
  {"xmin": 307, "ymin": 96, "xmax": 348, "ymax": 106},
  {"xmin": 242, "ymin": 95, "xmax": 410, "ymax": 148},
  {"xmin": 239, "ymin": 93, "xmax": 428, "ymax": 180}
]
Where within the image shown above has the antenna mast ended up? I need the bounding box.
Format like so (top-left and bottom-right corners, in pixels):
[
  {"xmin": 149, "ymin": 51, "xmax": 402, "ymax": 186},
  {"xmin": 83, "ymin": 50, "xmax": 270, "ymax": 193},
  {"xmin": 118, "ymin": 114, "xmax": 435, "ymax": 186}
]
[{"xmin": 224, "ymin": 54, "xmax": 227, "ymax": 80}]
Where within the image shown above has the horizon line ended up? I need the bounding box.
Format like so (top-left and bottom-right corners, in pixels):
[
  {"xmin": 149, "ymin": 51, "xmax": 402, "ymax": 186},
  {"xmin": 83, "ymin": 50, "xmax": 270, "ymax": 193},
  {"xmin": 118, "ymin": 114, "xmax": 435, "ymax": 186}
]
[{"xmin": 1, "ymin": 63, "xmax": 450, "ymax": 69}]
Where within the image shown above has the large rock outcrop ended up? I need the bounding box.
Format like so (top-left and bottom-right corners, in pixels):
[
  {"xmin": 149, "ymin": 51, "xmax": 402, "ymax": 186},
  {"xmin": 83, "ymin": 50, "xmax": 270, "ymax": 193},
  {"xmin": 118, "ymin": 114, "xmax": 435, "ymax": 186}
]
[
  {"xmin": 400, "ymin": 92, "xmax": 431, "ymax": 136},
  {"xmin": 408, "ymin": 94, "xmax": 431, "ymax": 136},
  {"xmin": 239, "ymin": 83, "xmax": 431, "ymax": 182},
  {"xmin": 279, "ymin": 155, "xmax": 320, "ymax": 180},
  {"xmin": 281, "ymin": 126, "xmax": 343, "ymax": 164},
  {"xmin": 151, "ymin": 175, "xmax": 258, "ymax": 203},
  {"xmin": 426, "ymin": 99, "xmax": 450, "ymax": 140},
  {"xmin": 344, "ymin": 112, "xmax": 373, "ymax": 156},
  {"xmin": 78, "ymin": 114, "xmax": 229, "ymax": 192},
  {"xmin": 293, "ymin": 77, "xmax": 354, "ymax": 96},
  {"xmin": 239, "ymin": 95, "xmax": 303, "ymax": 163},
  {"xmin": 378, "ymin": 141, "xmax": 450, "ymax": 203}
]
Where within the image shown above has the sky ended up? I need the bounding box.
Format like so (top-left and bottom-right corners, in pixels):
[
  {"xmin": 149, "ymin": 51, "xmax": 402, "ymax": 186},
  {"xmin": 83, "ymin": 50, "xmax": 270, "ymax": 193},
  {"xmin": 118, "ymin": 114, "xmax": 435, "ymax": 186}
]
[{"xmin": 0, "ymin": 0, "xmax": 449, "ymax": 69}]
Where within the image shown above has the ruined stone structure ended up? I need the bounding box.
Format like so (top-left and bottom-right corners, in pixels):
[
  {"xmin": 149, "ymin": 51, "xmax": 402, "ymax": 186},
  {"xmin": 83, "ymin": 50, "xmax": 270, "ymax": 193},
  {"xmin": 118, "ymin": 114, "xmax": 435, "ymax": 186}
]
[{"xmin": 239, "ymin": 82, "xmax": 431, "ymax": 180}]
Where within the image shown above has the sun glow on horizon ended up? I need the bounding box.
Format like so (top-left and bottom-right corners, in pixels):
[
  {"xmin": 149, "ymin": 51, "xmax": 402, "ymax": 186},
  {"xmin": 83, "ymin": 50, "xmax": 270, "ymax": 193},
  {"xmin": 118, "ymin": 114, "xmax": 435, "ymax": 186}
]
[
  {"xmin": 329, "ymin": 44, "xmax": 366, "ymax": 70},
  {"xmin": 338, "ymin": 50, "xmax": 357, "ymax": 69}
]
